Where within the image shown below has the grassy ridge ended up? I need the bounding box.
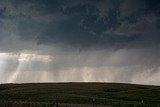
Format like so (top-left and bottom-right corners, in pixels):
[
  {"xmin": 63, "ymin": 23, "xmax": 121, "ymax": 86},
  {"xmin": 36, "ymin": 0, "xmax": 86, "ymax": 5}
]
[{"xmin": 0, "ymin": 83, "xmax": 160, "ymax": 106}]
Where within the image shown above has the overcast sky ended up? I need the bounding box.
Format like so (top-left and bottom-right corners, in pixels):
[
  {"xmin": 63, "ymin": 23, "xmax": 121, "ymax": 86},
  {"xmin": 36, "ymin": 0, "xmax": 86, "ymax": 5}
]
[{"xmin": 0, "ymin": 0, "xmax": 160, "ymax": 85}]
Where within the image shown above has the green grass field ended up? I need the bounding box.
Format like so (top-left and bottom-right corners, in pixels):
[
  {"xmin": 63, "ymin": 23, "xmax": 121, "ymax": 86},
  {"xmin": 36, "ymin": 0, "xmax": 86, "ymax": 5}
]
[{"xmin": 0, "ymin": 83, "xmax": 160, "ymax": 107}]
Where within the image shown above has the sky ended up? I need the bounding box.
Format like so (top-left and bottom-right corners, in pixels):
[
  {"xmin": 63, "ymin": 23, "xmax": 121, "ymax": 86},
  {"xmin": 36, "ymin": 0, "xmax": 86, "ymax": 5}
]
[{"xmin": 0, "ymin": 0, "xmax": 160, "ymax": 85}]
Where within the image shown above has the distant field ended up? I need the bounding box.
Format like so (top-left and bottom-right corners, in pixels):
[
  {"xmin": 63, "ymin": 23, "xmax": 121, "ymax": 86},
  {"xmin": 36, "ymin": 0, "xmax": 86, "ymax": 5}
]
[{"xmin": 0, "ymin": 83, "xmax": 160, "ymax": 107}]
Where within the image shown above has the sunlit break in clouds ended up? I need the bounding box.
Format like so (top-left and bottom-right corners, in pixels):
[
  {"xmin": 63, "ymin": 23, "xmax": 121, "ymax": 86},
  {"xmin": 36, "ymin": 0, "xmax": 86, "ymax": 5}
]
[{"xmin": 0, "ymin": 0, "xmax": 160, "ymax": 85}]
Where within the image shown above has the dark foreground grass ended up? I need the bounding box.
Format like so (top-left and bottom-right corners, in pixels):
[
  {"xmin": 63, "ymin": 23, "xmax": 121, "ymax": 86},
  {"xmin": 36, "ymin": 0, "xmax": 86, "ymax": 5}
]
[
  {"xmin": 0, "ymin": 83, "xmax": 160, "ymax": 107},
  {"xmin": 0, "ymin": 101, "xmax": 52, "ymax": 107}
]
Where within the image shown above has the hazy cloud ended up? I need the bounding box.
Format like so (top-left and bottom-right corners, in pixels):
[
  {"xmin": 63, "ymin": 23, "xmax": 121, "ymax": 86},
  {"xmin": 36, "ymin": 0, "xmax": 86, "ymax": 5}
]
[{"xmin": 0, "ymin": 0, "xmax": 160, "ymax": 85}]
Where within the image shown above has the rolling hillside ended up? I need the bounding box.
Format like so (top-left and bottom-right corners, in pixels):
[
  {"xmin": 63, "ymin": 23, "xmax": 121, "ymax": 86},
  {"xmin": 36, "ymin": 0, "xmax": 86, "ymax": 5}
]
[{"xmin": 0, "ymin": 83, "xmax": 160, "ymax": 107}]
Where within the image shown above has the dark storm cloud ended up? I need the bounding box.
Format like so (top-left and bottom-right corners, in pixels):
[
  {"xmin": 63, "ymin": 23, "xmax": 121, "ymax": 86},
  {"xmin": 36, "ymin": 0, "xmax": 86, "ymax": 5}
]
[
  {"xmin": 0, "ymin": 0, "xmax": 160, "ymax": 49},
  {"xmin": 1, "ymin": 0, "xmax": 160, "ymax": 84}
]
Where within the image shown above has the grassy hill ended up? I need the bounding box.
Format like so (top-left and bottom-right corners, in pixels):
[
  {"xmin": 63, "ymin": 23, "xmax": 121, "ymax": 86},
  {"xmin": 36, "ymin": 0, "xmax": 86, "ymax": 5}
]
[{"xmin": 0, "ymin": 82, "xmax": 160, "ymax": 107}]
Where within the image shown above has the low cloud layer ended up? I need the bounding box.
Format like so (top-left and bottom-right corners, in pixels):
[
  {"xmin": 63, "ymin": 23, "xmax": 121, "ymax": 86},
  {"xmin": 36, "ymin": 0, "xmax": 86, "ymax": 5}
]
[
  {"xmin": 0, "ymin": 0, "xmax": 160, "ymax": 85},
  {"xmin": 0, "ymin": 47, "xmax": 160, "ymax": 85}
]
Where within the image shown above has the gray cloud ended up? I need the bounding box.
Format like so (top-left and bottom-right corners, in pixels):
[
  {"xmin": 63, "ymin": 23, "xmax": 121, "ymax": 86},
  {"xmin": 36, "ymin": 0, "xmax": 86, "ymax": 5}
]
[
  {"xmin": 0, "ymin": 47, "xmax": 160, "ymax": 85},
  {"xmin": 0, "ymin": 0, "xmax": 160, "ymax": 85},
  {"xmin": 0, "ymin": 0, "xmax": 159, "ymax": 49}
]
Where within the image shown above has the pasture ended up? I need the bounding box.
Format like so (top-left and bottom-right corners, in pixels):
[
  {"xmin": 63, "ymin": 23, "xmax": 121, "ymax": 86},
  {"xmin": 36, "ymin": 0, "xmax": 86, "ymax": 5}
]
[{"xmin": 0, "ymin": 83, "xmax": 160, "ymax": 107}]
